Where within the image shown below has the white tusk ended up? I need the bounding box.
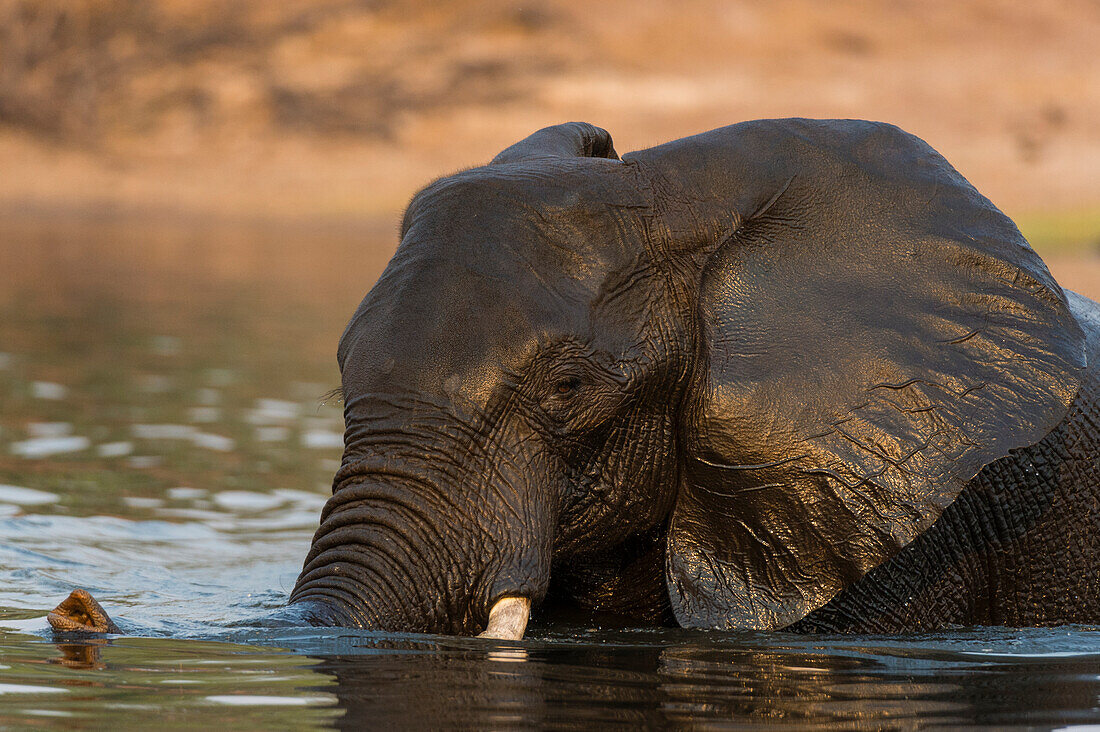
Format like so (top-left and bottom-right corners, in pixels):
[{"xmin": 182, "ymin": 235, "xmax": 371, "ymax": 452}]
[{"xmin": 478, "ymin": 596, "xmax": 530, "ymax": 641}]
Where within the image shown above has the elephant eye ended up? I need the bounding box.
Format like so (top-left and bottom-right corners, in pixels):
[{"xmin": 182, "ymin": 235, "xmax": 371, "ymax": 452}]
[{"xmin": 553, "ymin": 376, "xmax": 582, "ymax": 396}]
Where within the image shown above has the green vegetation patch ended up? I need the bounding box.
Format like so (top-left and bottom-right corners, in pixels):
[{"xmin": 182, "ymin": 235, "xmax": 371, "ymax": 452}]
[{"xmin": 1017, "ymin": 209, "xmax": 1100, "ymax": 257}]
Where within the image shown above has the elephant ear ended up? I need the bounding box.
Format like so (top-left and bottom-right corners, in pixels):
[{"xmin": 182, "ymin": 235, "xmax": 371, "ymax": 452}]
[
  {"xmin": 625, "ymin": 119, "xmax": 1086, "ymax": 630},
  {"xmin": 492, "ymin": 122, "xmax": 618, "ymax": 163}
]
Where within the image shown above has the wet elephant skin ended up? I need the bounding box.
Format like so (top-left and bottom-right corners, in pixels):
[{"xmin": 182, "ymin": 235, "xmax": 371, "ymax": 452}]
[{"xmin": 283, "ymin": 119, "xmax": 1100, "ymax": 635}]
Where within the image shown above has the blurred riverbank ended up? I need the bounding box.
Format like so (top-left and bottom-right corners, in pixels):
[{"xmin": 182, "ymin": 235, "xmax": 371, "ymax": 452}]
[{"xmin": 0, "ymin": 0, "xmax": 1098, "ymax": 251}]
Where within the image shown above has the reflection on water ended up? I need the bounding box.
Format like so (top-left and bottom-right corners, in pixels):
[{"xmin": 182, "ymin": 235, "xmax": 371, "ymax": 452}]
[
  {"xmin": 2, "ymin": 216, "xmax": 1100, "ymax": 727},
  {"xmin": 310, "ymin": 628, "xmax": 1100, "ymax": 728},
  {"xmin": 0, "ymin": 633, "xmax": 341, "ymax": 728},
  {"xmin": 2, "ymin": 627, "xmax": 1100, "ymax": 728}
]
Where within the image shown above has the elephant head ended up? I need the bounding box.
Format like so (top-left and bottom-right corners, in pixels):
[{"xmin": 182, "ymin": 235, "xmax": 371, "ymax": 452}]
[{"xmin": 288, "ymin": 119, "xmax": 1085, "ymax": 637}]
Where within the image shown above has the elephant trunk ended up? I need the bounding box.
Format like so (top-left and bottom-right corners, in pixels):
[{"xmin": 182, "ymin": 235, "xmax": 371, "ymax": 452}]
[
  {"xmin": 288, "ymin": 449, "xmax": 556, "ymax": 636},
  {"xmin": 288, "ymin": 480, "xmax": 445, "ymax": 631}
]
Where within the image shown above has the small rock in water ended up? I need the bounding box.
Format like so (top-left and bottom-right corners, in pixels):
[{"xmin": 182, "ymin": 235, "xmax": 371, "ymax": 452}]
[
  {"xmin": 0, "ymin": 484, "xmax": 60, "ymax": 505},
  {"xmin": 127, "ymin": 455, "xmax": 163, "ymax": 469},
  {"xmin": 31, "ymin": 381, "xmax": 67, "ymax": 400},
  {"xmin": 10, "ymin": 436, "xmax": 90, "ymax": 458},
  {"xmin": 0, "ymin": 352, "xmax": 12, "ymax": 369}
]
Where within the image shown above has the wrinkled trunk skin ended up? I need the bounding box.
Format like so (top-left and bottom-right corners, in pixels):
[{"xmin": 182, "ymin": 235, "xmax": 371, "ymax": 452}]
[{"xmin": 288, "ymin": 415, "xmax": 557, "ymax": 635}]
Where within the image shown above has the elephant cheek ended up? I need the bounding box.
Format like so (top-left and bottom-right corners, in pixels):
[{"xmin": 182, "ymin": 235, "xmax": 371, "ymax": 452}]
[{"xmin": 556, "ymin": 420, "xmax": 680, "ymax": 554}]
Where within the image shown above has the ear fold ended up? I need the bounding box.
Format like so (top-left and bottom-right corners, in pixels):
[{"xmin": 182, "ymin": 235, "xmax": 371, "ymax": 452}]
[
  {"xmin": 626, "ymin": 119, "xmax": 1086, "ymax": 629},
  {"xmin": 492, "ymin": 122, "xmax": 618, "ymax": 164}
]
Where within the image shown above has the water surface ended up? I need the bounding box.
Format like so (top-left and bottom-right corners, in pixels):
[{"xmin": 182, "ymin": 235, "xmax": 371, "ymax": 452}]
[{"xmin": 2, "ymin": 216, "xmax": 1100, "ymax": 728}]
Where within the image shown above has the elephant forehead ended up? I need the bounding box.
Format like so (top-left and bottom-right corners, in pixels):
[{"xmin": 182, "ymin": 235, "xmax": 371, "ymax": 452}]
[
  {"xmin": 338, "ymin": 161, "xmax": 657, "ymax": 413},
  {"xmin": 345, "ymin": 264, "xmax": 535, "ymax": 375},
  {"xmin": 340, "ymin": 250, "xmax": 605, "ymax": 416},
  {"xmin": 401, "ymin": 161, "xmax": 651, "ymax": 277}
]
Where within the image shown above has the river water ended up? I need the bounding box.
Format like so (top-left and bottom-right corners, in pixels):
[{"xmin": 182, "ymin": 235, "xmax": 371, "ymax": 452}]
[{"xmin": 2, "ymin": 216, "xmax": 1099, "ymax": 729}]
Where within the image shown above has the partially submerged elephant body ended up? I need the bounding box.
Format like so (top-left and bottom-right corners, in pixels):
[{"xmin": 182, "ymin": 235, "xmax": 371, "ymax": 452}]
[{"xmin": 54, "ymin": 119, "xmax": 1100, "ymax": 638}]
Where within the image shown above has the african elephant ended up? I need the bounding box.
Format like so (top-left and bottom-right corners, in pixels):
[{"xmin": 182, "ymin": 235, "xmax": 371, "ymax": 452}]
[{"xmin": 51, "ymin": 119, "xmax": 1100, "ymax": 639}]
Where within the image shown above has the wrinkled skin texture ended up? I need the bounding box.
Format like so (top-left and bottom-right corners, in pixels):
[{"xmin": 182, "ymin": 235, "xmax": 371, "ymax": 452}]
[
  {"xmin": 48, "ymin": 590, "xmax": 120, "ymax": 634},
  {"xmin": 279, "ymin": 119, "xmax": 1100, "ymax": 636}
]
